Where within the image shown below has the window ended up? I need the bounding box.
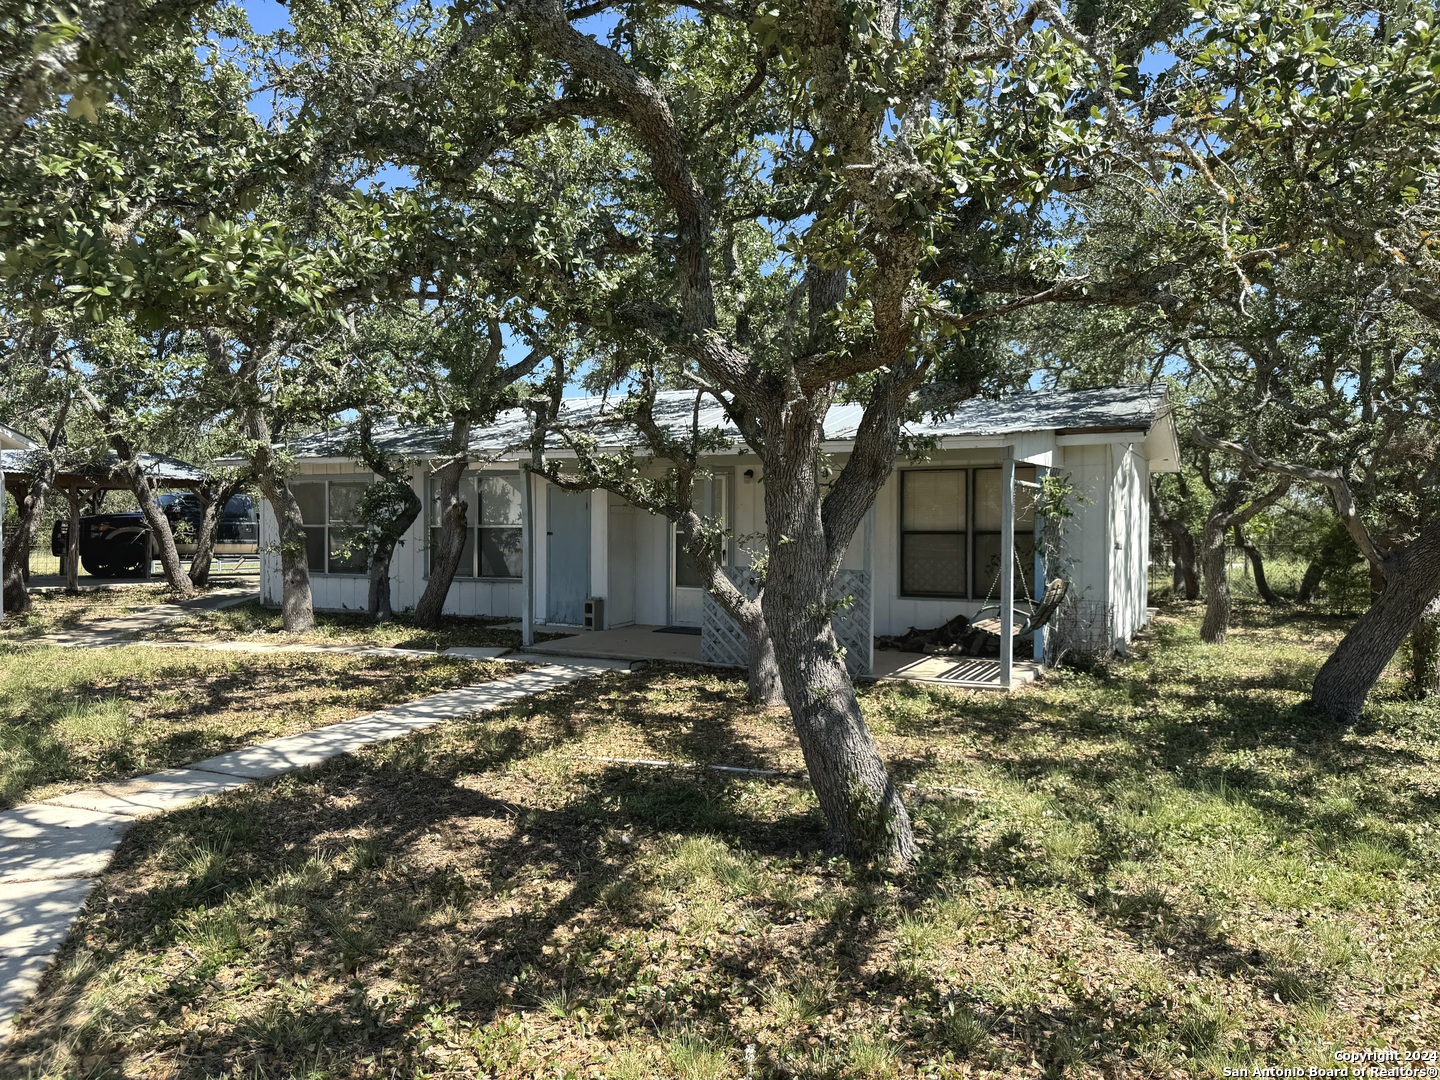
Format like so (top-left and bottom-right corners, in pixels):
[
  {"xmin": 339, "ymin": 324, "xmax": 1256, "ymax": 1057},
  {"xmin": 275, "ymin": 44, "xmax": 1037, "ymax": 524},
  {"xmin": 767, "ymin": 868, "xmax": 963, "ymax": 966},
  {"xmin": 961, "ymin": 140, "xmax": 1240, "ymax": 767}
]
[
  {"xmin": 899, "ymin": 466, "xmax": 1037, "ymax": 599},
  {"xmin": 900, "ymin": 470, "xmax": 967, "ymax": 597},
  {"xmin": 971, "ymin": 467, "xmax": 1037, "ymax": 601},
  {"xmin": 427, "ymin": 472, "xmax": 523, "ymax": 579},
  {"xmin": 292, "ymin": 478, "xmax": 371, "ymax": 575}
]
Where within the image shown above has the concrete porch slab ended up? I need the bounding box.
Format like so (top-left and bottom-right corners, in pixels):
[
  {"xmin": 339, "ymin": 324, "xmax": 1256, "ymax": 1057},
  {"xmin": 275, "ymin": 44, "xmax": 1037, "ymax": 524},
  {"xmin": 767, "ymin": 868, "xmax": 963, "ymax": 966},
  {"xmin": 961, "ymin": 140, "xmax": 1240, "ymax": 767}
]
[
  {"xmin": 521, "ymin": 627, "xmax": 1042, "ymax": 691},
  {"xmin": 0, "ymin": 806, "xmax": 130, "ymax": 884},
  {"xmin": 522, "ymin": 624, "xmax": 704, "ymax": 665},
  {"xmin": 871, "ymin": 651, "xmax": 1044, "ymax": 689}
]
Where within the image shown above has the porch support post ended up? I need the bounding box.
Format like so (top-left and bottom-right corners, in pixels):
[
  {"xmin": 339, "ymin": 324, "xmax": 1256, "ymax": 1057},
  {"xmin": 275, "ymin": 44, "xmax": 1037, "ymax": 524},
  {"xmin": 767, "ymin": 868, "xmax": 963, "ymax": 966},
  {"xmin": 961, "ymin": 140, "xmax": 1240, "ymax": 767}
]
[
  {"xmin": 1033, "ymin": 463, "xmax": 1049, "ymax": 666},
  {"xmin": 0, "ymin": 465, "xmax": 6, "ymax": 624},
  {"xmin": 863, "ymin": 503, "xmax": 875, "ymax": 676},
  {"xmin": 521, "ymin": 467, "xmax": 534, "ymax": 648},
  {"xmin": 1000, "ymin": 454, "xmax": 1016, "ymax": 688},
  {"xmin": 589, "ymin": 488, "xmax": 608, "ymax": 620}
]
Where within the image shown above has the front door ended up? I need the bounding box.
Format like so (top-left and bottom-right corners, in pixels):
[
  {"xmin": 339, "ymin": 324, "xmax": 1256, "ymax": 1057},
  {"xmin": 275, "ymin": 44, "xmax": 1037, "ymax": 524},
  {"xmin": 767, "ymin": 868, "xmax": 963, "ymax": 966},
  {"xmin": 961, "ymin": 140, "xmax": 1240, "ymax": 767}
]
[
  {"xmin": 546, "ymin": 487, "xmax": 590, "ymax": 625},
  {"xmin": 670, "ymin": 474, "xmax": 728, "ymax": 627}
]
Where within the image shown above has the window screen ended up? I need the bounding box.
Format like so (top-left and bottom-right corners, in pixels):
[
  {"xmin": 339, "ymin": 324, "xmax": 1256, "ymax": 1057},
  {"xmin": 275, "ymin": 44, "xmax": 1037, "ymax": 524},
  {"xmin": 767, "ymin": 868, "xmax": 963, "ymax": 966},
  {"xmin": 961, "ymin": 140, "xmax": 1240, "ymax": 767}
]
[
  {"xmin": 900, "ymin": 470, "xmax": 967, "ymax": 597},
  {"xmin": 900, "ymin": 466, "xmax": 1038, "ymax": 600},
  {"xmin": 427, "ymin": 473, "xmax": 523, "ymax": 580}
]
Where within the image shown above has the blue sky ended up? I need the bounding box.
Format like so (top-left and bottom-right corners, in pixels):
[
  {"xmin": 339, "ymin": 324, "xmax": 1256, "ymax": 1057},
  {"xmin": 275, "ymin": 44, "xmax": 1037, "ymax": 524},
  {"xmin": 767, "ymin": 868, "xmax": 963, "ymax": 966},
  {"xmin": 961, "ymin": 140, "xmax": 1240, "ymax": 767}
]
[
  {"xmin": 243, "ymin": 0, "xmax": 289, "ymax": 33},
  {"xmin": 237, "ymin": 0, "xmax": 1159, "ymax": 399}
]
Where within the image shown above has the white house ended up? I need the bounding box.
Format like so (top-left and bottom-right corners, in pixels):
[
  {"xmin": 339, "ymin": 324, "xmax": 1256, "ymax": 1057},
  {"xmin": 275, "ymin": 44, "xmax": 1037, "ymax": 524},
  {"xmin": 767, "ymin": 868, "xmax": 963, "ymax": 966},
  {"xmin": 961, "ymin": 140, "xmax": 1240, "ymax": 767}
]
[{"xmin": 265, "ymin": 386, "xmax": 1178, "ymax": 677}]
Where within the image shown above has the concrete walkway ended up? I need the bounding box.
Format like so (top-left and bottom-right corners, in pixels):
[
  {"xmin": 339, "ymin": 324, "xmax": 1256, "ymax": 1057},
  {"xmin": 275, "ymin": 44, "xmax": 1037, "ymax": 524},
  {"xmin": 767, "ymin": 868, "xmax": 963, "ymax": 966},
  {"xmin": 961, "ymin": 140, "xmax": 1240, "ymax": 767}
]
[
  {"xmin": 139, "ymin": 638, "xmax": 517, "ymax": 663},
  {"xmin": 33, "ymin": 585, "xmax": 257, "ymax": 647},
  {"xmin": 0, "ymin": 661, "xmax": 601, "ymax": 1039}
]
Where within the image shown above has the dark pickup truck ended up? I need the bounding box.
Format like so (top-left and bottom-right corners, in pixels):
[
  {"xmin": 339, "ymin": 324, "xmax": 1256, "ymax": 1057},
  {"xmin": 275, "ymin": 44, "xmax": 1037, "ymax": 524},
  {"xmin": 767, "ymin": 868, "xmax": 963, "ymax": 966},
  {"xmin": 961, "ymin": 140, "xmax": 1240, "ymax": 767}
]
[{"xmin": 51, "ymin": 493, "xmax": 259, "ymax": 577}]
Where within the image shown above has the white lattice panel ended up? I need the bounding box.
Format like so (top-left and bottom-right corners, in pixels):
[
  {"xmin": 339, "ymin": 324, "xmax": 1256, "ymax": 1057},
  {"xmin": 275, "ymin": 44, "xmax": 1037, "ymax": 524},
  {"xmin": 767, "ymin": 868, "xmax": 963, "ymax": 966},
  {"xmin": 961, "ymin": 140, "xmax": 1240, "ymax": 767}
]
[
  {"xmin": 701, "ymin": 567, "xmax": 873, "ymax": 677},
  {"xmin": 832, "ymin": 569, "xmax": 873, "ymax": 677},
  {"xmin": 700, "ymin": 566, "xmax": 759, "ymax": 668}
]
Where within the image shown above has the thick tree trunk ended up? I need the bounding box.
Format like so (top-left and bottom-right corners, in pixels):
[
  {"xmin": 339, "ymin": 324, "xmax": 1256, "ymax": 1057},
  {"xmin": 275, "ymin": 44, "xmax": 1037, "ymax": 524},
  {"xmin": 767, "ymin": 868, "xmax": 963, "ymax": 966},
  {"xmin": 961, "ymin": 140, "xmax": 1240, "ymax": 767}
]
[
  {"xmin": 63, "ymin": 490, "xmax": 82, "ymax": 594},
  {"xmin": 80, "ymin": 390, "xmax": 192, "ymax": 595},
  {"xmin": 1410, "ymin": 595, "xmax": 1440, "ymax": 699},
  {"xmin": 760, "ymin": 442, "xmax": 915, "ymax": 867},
  {"xmin": 1234, "ymin": 526, "xmax": 1284, "ymax": 606},
  {"xmin": 352, "ymin": 422, "xmax": 424, "ymax": 624},
  {"xmin": 745, "ymin": 620, "xmax": 784, "ymax": 706},
  {"xmin": 1172, "ymin": 533, "xmax": 1200, "ymax": 601},
  {"xmin": 368, "ymin": 553, "xmax": 395, "ymax": 622},
  {"xmin": 1312, "ymin": 516, "xmax": 1440, "ymax": 721},
  {"xmin": 259, "ymin": 474, "xmax": 315, "ymax": 633},
  {"xmin": 366, "ymin": 487, "xmax": 421, "ymax": 621},
  {"xmin": 413, "ymin": 452, "xmax": 469, "ymax": 629},
  {"xmin": 188, "ymin": 494, "xmax": 221, "ymax": 587},
  {"xmin": 1199, "ymin": 512, "xmax": 1232, "ymax": 643},
  {"xmin": 1195, "ymin": 476, "xmax": 1288, "ymax": 642},
  {"xmin": 241, "ymin": 399, "xmax": 313, "ymax": 632},
  {"xmin": 2, "ymin": 473, "xmax": 52, "ymax": 616},
  {"xmin": 189, "ymin": 476, "xmax": 254, "ymax": 587},
  {"xmin": 1296, "ymin": 559, "xmax": 1324, "ymax": 605},
  {"xmin": 124, "ymin": 471, "xmax": 194, "ymax": 596},
  {"xmin": 1152, "ymin": 485, "xmax": 1200, "ymax": 600}
]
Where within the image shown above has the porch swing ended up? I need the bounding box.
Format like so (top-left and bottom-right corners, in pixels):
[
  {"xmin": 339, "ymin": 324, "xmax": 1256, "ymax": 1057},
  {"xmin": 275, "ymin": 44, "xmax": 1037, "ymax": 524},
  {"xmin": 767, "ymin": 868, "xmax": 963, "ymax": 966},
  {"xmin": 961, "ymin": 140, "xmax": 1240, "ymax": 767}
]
[{"xmin": 967, "ymin": 544, "xmax": 1069, "ymax": 641}]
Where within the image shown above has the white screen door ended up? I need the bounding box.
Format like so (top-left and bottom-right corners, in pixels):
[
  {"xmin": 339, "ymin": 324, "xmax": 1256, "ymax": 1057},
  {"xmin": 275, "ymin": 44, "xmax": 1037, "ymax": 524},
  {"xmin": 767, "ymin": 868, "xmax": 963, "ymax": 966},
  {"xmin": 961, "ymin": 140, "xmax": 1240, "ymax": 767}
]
[{"xmin": 670, "ymin": 475, "xmax": 728, "ymax": 627}]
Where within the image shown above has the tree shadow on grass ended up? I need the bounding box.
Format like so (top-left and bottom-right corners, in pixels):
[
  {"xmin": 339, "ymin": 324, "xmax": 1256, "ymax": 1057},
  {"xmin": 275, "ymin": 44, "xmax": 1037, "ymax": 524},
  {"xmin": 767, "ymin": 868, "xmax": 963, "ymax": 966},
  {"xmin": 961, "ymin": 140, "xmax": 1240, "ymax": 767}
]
[
  {"xmin": 0, "ymin": 651, "xmax": 499, "ymax": 810},
  {"xmin": 868, "ymin": 674, "xmax": 1429, "ymax": 1059},
  {"xmin": 0, "ymin": 680, "xmax": 830, "ymax": 1077},
  {"xmin": 3, "ymin": 654, "xmax": 1426, "ymax": 1077}
]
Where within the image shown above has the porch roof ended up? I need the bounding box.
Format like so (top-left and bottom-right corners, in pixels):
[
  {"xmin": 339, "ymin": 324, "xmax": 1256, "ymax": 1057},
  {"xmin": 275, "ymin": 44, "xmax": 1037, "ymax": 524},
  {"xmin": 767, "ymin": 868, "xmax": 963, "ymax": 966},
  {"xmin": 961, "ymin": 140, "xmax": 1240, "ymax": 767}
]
[
  {"xmin": 0, "ymin": 449, "xmax": 209, "ymax": 490},
  {"xmin": 283, "ymin": 384, "xmax": 1171, "ymax": 462},
  {"xmin": 0, "ymin": 422, "xmax": 37, "ymax": 451}
]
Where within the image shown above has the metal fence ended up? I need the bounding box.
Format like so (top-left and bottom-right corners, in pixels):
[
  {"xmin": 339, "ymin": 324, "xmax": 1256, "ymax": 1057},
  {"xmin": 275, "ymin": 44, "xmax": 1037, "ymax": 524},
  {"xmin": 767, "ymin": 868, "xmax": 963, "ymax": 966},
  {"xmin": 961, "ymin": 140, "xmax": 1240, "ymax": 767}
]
[
  {"xmin": 1147, "ymin": 535, "xmax": 1370, "ymax": 613},
  {"xmin": 1049, "ymin": 598, "xmax": 1115, "ymax": 666}
]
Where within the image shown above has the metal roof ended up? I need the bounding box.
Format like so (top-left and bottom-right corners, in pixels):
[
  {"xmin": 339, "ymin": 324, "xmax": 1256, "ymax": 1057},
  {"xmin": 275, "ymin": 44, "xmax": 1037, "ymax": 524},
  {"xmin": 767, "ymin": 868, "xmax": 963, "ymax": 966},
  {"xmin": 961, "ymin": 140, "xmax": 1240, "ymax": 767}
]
[
  {"xmin": 284, "ymin": 384, "xmax": 1169, "ymax": 461},
  {"xmin": 829, "ymin": 385, "xmax": 1168, "ymax": 438},
  {"xmin": 0, "ymin": 422, "xmax": 37, "ymax": 451},
  {"xmin": 0, "ymin": 449, "xmax": 210, "ymax": 487}
]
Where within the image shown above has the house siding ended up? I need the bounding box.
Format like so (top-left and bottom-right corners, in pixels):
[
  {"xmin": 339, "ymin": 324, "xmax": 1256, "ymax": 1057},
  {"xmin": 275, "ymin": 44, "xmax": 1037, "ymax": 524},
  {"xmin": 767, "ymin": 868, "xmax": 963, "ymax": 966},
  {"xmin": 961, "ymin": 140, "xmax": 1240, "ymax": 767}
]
[
  {"xmin": 258, "ymin": 438, "xmax": 1153, "ymax": 647},
  {"xmin": 1108, "ymin": 442, "xmax": 1151, "ymax": 644},
  {"xmin": 1054, "ymin": 443, "xmax": 1111, "ymax": 627}
]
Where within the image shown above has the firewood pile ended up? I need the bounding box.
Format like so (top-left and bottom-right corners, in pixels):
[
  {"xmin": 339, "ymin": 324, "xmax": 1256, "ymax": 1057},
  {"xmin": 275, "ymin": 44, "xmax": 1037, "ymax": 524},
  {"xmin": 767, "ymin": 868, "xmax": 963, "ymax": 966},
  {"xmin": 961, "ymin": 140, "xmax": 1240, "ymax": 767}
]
[{"xmin": 875, "ymin": 613, "xmax": 996, "ymax": 657}]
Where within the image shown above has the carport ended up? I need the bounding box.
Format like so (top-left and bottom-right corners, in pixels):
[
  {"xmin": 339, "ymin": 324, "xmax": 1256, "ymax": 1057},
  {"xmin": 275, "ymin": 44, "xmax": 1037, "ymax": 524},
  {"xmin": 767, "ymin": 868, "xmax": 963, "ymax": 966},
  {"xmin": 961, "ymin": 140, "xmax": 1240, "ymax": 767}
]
[{"xmin": 1, "ymin": 447, "xmax": 209, "ymax": 607}]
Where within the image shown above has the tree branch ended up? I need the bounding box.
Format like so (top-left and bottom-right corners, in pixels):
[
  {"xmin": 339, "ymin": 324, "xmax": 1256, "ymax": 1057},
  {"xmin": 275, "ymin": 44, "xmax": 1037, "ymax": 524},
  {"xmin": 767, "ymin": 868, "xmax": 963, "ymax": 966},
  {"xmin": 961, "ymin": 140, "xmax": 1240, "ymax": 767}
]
[{"xmin": 1191, "ymin": 427, "xmax": 1385, "ymax": 566}]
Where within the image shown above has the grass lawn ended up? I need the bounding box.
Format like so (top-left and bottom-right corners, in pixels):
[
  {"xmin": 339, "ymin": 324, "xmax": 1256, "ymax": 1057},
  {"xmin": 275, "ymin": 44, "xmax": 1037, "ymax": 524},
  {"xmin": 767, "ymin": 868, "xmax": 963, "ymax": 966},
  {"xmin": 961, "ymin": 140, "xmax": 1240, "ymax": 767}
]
[
  {"xmin": 3, "ymin": 603, "xmax": 1437, "ymax": 1078},
  {"xmin": 0, "ymin": 586, "xmax": 207, "ymax": 641},
  {"xmin": 0, "ymin": 644, "xmax": 515, "ymax": 808},
  {"xmin": 140, "ymin": 600, "xmax": 572, "ymax": 652}
]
